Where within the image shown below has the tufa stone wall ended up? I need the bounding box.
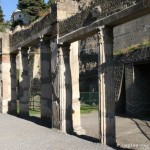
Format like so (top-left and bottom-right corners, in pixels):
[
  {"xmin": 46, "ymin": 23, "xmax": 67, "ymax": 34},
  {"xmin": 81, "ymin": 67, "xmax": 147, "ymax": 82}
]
[
  {"xmin": 10, "ymin": 12, "xmax": 57, "ymax": 48},
  {"xmin": 114, "ymin": 14, "xmax": 150, "ymax": 51},
  {"xmin": 59, "ymin": 0, "xmax": 143, "ymax": 36}
]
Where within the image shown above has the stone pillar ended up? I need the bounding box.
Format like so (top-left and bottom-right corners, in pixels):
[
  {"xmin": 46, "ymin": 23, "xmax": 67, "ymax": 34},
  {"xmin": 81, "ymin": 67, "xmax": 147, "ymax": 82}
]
[
  {"xmin": 50, "ymin": 36, "xmax": 60, "ymax": 129},
  {"xmin": 1, "ymin": 54, "xmax": 11, "ymax": 113},
  {"xmin": 8, "ymin": 53, "xmax": 17, "ymax": 115},
  {"xmin": 70, "ymin": 42, "xmax": 85, "ymax": 135},
  {"xmin": 58, "ymin": 43, "xmax": 73, "ymax": 133},
  {"xmin": 97, "ymin": 26, "xmax": 116, "ymax": 146},
  {"xmin": 40, "ymin": 37, "xmax": 52, "ymax": 124},
  {"xmin": 19, "ymin": 47, "xmax": 29, "ymax": 117}
]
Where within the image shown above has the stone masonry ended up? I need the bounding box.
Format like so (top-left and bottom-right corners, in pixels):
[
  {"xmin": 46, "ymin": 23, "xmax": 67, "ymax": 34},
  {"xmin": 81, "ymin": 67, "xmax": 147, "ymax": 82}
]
[{"xmin": 0, "ymin": 0, "xmax": 149, "ymax": 148}]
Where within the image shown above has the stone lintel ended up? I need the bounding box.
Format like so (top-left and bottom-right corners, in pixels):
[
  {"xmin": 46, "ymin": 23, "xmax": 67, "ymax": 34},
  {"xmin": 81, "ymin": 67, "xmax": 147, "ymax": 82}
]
[{"xmin": 58, "ymin": 3, "xmax": 150, "ymax": 43}]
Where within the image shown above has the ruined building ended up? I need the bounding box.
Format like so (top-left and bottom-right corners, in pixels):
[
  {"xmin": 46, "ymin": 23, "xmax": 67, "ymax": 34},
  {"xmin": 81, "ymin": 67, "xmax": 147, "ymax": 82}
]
[{"xmin": 0, "ymin": 0, "xmax": 149, "ymax": 147}]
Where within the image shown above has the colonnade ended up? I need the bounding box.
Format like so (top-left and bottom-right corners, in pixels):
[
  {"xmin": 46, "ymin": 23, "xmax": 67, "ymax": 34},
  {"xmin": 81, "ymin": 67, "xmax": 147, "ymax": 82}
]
[{"xmin": 2, "ymin": 26, "xmax": 116, "ymax": 147}]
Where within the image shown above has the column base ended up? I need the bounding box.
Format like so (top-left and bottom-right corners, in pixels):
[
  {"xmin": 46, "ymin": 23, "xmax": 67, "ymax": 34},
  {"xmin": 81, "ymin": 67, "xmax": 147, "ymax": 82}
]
[
  {"xmin": 19, "ymin": 104, "xmax": 29, "ymax": 117},
  {"xmin": 1, "ymin": 99, "xmax": 9, "ymax": 113},
  {"xmin": 8, "ymin": 100, "xmax": 17, "ymax": 115},
  {"xmin": 73, "ymin": 125, "xmax": 86, "ymax": 135},
  {"xmin": 72, "ymin": 99, "xmax": 85, "ymax": 135}
]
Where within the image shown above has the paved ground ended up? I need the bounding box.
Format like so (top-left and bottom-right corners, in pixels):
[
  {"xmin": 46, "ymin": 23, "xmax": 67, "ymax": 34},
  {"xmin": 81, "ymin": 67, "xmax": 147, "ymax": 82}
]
[
  {"xmin": 81, "ymin": 112, "xmax": 150, "ymax": 150},
  {"xmin": 0, "ymin": 114, "xmax": 113, "ymax": 150}
]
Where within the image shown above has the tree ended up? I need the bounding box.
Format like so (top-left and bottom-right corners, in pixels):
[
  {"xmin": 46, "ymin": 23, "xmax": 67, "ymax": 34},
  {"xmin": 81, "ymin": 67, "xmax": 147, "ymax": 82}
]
[
  {"xmin": 47, "ymin": 0, "xmax": 55, "ymax": 7},
  {"xmin": 18, "ymin": 0, "xmax": 48, "ymax": 22},
  {"xmin": 0, "ymin": 6, "xmax": 4, "ymax": 23}
]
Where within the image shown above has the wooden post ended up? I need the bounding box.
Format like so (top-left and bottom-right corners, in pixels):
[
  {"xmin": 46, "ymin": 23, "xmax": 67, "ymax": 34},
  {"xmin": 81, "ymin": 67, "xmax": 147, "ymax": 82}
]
[{"xmin": 97, "ymin": 26, "xmax": 116, "ymax": 147}]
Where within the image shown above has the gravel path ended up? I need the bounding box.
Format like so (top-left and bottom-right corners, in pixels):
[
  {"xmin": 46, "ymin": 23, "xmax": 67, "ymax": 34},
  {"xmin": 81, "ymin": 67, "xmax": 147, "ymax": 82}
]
[
  {"xmin": 0, "ymin": 114, "xmax": 113, "ymax": 150},
  {"xmin": 81, "ymin": 112, "xmax": 150, "ymax": 149}
]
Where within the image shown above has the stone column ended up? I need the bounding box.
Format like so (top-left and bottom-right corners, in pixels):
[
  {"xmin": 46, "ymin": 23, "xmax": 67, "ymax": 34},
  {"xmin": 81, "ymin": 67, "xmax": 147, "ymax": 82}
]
[
  {"xmin": 70, "ymin": 42, "xmax": 85, "ymax": 135},
  {"xmin": 97, "ymin": 26, "xmax": 116, "ymax": 146},
  {"xmin": 58, "ymin": 43, "xmax": 73, "ymax": 133},
  {"xmin": 1, "ymin": 54, "xmax": 11, "ymax": 113},
  {"xmin": 19, "ymin": 47, "xmax": 29, "ymax": 117},
  {"xmin": 8, "ymin": 53, "xmax": 17, "ymax": 115},
  {"xmin": 40, "ymin": 37, "xmax": 52, "ymax": 125}
]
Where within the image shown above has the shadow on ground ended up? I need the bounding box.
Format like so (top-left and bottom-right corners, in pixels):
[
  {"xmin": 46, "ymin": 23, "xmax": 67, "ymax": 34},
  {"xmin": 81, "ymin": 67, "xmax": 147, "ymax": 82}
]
[{"xmin": 17, "ymin": 115, "xmax": 52, "ymax": 128}]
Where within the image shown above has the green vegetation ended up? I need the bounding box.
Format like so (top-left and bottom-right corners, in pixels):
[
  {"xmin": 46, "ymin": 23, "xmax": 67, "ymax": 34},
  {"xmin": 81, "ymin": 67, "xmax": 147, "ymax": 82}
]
[
  {"xmin": 0, "ymin": 6, "xmax": 4, "ymax": 23},
  {"xmin": 11, "ymin": 20, "xmax": 23, "ymax": 29},
  {"xmin": 80, "ymin": 92, "xmax": 98, "ymax": 105},
  {"xmin": 17, "ymin": 103, "xmax": 40, "ymax": 117},
  {"xmin": 81, "ymin": 104, "xmax": 98, "ymax": 114},
  {"xmin": 114, "ymin": 40, "xmax": 150, "ymax": 55},
  {"xmin": 0, "ymin": 22, "xmax": 11, "ymax": 32},
  {"xmin": 17, "ymin": 0, "xmax": 54, "ymax": 22},
  {"xmin": 29, "ymin": 109, "xmax": 40, "ymax": 116},
  {"xmin": 47, "ymin": 0, "xmax": 55, "ymax": 7}
]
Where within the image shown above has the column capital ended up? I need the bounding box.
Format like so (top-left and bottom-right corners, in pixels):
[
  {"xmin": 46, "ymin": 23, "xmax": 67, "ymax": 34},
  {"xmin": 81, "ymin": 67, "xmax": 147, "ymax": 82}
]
[
  {"xmin": 40, "ymin": 35, "xmax": 51, "ymax": 43},
  {"xmin": 10, "ymin": 53, "xmax": 17, "ymax": 64},
  {"xmin": 58, "ymin": 43, "xmax": 71, "ymax": 65},
  {"xmin": 97, "ymin": 26, "xmax": 113, "ymax": 44}
]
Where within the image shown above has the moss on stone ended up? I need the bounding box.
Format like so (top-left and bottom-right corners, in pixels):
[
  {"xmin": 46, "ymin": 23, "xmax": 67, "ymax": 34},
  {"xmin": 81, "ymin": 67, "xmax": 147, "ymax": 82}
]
[{"xmin": 113, "ymin": 40, "xmax": 150, "ymax": 56}]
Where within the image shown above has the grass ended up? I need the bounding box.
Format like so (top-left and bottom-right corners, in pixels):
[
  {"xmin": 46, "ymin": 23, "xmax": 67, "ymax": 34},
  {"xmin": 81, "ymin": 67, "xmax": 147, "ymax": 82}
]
[
  {"xmin": 113, "ymin": 39, "xmax": 150, "ymax": 56},
  {"xmin": 17, "ymin": 103, "xmax": 41, "ymax": 117},
  {"xmin": 29, "ymin": 109, "xmax": 40, "ymax": 116},
  {"xmin": 80, "ymin": 104, "xmax": 98, "ymax": 114},
  {"xmin": 17, "ymin": 103, "xmax": 98, "ymax": 116}
]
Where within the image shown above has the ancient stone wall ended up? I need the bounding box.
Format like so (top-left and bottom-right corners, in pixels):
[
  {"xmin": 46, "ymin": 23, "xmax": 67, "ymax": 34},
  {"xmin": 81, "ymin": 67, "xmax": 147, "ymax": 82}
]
[
  {"xmin": 10, "ymin": 12, "xmax": 57, "ymax": 48},
  {"xmin": 59, "ymin": 0, "xmax": 143, "ymax": 36},
  {"xmin": 114, "ymin": 14, "xmax": 150, "ymax": 51}
]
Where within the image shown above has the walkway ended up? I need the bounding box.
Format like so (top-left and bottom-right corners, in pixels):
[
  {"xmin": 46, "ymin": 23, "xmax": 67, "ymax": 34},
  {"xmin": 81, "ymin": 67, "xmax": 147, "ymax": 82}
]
[
  {"xmin": 81, "ymin": 112, "xmax": 150, "ymax": 149},
  {"xmin": 0, "ymin": 114, "xmax": 113, "ymax": 150}
]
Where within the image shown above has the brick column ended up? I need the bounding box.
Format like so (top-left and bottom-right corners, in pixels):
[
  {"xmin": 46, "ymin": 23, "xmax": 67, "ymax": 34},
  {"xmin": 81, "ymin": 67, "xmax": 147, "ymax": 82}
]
[
  {"xmin": 1, "ymin": 54, "xmax": 11, "ymax": 113},
  {"xmin": 97, "ymin": 26, "xmax": 116, "ymax": 147},
  {"xmin": 8, "ymin": 53, "xmax": 17, "ymax": 115},
  {"xmin": 19, "ymin": 47, "xmax": 29, "ymax": 117},
  {"xmin": 58, "ymin": 43, "xmax": 73, "ymax": 133},
  {"xmin": 40, "ymin": 37, "xmax": 52, "ymax": 125}
]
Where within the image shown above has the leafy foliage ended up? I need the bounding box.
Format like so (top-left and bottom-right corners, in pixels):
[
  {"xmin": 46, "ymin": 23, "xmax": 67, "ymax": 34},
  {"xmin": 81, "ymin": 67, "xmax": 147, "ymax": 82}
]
[
  {"xmin": 0, "ymin": 21, "xmax": 11, "ymax": 32},
  {"xmin": 47, "ymin": 0, "xmax": 55, "ymax": 7},
  {"xmin": 0, "ymin": 6, "xmax": 4, "ymax": 23},
  {"xmin": 11, "ymin": 20, "xmax": 23, "ymax": 29},
  {"xmin": 18, "ymin": 0, "xmax": 48, "ymax": 22}
]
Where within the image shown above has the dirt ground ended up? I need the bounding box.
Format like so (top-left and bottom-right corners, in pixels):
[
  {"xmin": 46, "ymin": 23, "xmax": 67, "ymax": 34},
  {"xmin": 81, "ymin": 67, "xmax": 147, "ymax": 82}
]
[{"xmin": 81, "ymin": 112, "xmax": 150, "ymax": 150}]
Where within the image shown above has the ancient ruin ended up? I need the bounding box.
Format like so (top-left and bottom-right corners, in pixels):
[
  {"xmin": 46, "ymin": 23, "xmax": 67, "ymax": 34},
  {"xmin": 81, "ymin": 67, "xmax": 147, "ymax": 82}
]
[{"xmin": 0, "ymin": 0, "xmax": 150, "ymax": 147}]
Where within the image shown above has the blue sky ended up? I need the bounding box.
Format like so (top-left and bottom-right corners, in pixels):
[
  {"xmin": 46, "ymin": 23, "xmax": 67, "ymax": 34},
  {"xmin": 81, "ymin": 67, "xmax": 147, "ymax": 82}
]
[{"xmin": 1, "ymin": 0, "xmax": 48, "ymax": 21}]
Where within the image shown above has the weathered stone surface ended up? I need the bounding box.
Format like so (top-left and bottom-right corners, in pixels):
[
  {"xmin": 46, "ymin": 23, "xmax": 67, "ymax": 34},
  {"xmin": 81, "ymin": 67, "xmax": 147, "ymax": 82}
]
[
  {"xmin": 0, "ymin": 33, "xmax": 11, "ymax": 113},
  {"xmin": 19, "ymin": 48, "xmax": 29, "ymax": 117},
  {"xmin": 70, "ymin": 42, "xmax": 85, "ymax": 135},
  {"xmin": 97, "ymin": 26, "xmax": 116, "ymax": 146},
  {"xmin": 114, "ymin": 14, "xmax": 150, "ymax": 51},
  {"xmin": 8, "ymin": 54, "xmax": 17, "ymax": 115},
  {"xmin": 58, "ymin": 44, "xmax": 73, "ymax": 133},
  {"xmin": 59, "ymin": 0, "xmax": 143, "ymax": 36},
  {"xmin": 40, "ymin": 37, "xmax": 52, "ymax": 123},
  {"xmin": 10, "ymin": 12, "xmax": 57, "ymax": 50}
]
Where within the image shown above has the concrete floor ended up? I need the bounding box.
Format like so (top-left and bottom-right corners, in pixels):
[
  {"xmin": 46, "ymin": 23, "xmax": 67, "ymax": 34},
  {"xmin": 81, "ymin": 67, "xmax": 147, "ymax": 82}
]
[{"xmin": 81, "ymin": 112, "xmax": 150, "ymax": 150}]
